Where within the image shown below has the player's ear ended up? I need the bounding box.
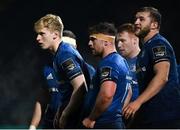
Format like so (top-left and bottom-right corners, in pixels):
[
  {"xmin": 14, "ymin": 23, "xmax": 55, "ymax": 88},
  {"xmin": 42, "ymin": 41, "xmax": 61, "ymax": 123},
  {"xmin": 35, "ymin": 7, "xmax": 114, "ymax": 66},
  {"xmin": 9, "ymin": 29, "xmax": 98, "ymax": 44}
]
[
  {"xmin": 151, "ymin": 21, "xmax": 158, "ymax": 30},
  {"xmin": 53, "ymin": 31, "xmax": 60, "ymax": 40},
  {"xmin": 104, "ymin": 41, "xmax": 110, "ymax": 46},
  {"xmin": 133, "ymin": 37, "xmax": 139, "ymax": 45}
]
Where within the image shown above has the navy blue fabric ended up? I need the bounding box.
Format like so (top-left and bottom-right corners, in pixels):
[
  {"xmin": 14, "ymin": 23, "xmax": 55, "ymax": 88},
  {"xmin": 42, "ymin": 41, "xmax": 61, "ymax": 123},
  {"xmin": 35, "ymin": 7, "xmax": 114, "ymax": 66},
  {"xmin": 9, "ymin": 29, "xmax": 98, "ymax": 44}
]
[
  {"xmin": 52, "ymin": 42, "xmax": 95, "ymax": 128},
  {"xmin": 126, "ymin": 57, "xmax": 139, "ymax": 101},
  {"xmin": 84, "ymin": 52, "xmax": 130, "ymax": 128},
  {"xmin": 42, "ymin": 66, "xmax": 62, "ymax": 128},
  {"xmin": 135, "ymin": 33, "xmax": 180, "ymax": 125}
]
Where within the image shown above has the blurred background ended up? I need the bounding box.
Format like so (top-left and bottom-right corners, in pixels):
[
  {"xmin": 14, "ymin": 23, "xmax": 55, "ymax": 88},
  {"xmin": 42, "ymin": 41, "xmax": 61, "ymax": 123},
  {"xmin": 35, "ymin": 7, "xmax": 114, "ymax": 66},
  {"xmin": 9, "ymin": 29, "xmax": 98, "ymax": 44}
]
[{"xmin": 0, "ymin": 0, "xmax": 179, "ymax": 128}]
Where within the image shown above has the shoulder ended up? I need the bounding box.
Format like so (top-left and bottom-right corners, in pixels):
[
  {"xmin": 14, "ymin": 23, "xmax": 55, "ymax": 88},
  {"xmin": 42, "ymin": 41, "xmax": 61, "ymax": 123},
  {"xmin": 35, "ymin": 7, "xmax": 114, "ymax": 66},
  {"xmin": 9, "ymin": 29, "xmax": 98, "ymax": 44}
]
[
  {"xmin": 99, "ymin": 53, "xmax": 128, "ymax": 72},
  {"xmin": 56, "ymin": 44, "xmax": 79, "ymax": 62},
  {"xmin": 148, "ymin": 34, "xmax": 172, "ymax": 49},
  {"xmin": 102, "ymin": 52, "xmax": 124, "ymax": 64},
  {"xmin": 60, "ymin": 42, "xmax": 76, "ymax": 54},
  {"xmin": 145, "ymin": 34, "xmax": 174, "ymax": 56}
]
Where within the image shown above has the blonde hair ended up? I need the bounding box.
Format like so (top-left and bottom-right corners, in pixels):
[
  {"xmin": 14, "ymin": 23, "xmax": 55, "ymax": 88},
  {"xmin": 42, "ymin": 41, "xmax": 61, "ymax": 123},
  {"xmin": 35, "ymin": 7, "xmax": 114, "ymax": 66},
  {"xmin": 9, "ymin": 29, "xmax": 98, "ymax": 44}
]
[{"xmin": 34, "ymin": 14, "xmax": 64, "ymax": 37}]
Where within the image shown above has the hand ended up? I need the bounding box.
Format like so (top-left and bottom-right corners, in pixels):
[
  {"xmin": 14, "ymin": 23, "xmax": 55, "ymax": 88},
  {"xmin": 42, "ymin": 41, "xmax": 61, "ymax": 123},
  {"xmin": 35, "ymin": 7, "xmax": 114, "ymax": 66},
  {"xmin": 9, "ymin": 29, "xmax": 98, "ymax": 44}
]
[
  {"xmin": 122, "ymin": 100, "xmax": 142, "ymax": 119},
  {"xmin": 82, "ymin": 118, "xmax": 95, "ymax": 128},
  {"xmin": 29, "ymin": 125, "xmax": 36, "ymax": 130}
]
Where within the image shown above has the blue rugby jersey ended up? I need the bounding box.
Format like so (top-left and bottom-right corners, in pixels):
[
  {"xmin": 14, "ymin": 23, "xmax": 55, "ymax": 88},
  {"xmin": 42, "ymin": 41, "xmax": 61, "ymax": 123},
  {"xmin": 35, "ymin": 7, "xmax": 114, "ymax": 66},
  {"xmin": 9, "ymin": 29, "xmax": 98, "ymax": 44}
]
[
  {"xmin": 52, "ymin": 41, "xmax": 94, "ymax": 127},
  {"xmin": 42, "ymin": 66, "xmax": 62, "ymax": 127},
  {"xmin": 126, "ymin": 57, "xmax": 139, "ymax": 101},
  {"xmin": 87, "ymin": 52, "xmax": 131, "ymax": 123},
  {"xmin": 53, "ymin": 41, "xmax": 92, "ymax": 103},
  {"xmin": 177, "ymin": 64, "xmax": 180, "ymax": 85},
  {"xmin": 136, "ymin": 33, "xmax": 180, "ymax": 123}
]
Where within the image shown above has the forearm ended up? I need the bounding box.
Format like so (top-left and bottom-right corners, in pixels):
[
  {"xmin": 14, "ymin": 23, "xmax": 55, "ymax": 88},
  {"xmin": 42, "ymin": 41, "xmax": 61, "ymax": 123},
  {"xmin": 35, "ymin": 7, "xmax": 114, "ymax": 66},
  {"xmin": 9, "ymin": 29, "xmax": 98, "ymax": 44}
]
[
  {"xmin": 88, "ymin": 81, "xmax": 116, "ymax": 121},
  {"xmin": 122, "ymin": 62, "xmax": 170, "ymax": 119},
  {"xmin": 136, "ymin": 75, "xmax": 167, "ymax": 105},
  {"xmin": 30, "ymin": 102, "xmax": 42, "ymax": 128},
  {"xmin": 89, "ymin": 94, "xmax": 113, "ymax": 121},
  {"xmin": 62, "ymin": 82, "xmax": 86, "ymax": 116},
  {"xmin": 123, "ymin": 87, "xmax": 132, "ymax": 109}
]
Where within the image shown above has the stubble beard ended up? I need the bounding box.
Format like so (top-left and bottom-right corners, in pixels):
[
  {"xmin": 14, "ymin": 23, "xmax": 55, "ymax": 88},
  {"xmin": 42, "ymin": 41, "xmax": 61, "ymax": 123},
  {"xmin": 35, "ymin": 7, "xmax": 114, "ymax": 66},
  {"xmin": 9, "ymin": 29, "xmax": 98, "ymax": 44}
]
[{"xmin": 136, "ymin": 26, "xmax": 150, "ymax": 40}]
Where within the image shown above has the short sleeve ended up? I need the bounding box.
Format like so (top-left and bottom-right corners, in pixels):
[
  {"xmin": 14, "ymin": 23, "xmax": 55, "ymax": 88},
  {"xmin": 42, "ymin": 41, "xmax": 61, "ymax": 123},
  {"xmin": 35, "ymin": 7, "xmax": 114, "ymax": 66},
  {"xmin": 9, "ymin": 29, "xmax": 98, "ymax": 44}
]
[{"xmin": 149, "ymin": 41, "xmax": 170, "ymax": 64}]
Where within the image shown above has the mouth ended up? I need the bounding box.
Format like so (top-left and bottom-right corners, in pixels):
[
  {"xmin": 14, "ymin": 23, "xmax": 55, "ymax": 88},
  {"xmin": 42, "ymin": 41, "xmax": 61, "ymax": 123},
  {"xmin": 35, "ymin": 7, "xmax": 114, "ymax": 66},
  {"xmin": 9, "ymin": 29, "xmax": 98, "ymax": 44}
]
[
  {"xmin": 90, "ymin": 48, "xmax": 96, "ymax": 54},
  {"xmin": 38, "ymin": 43, "xmax": 45, "ymax": 48},
  {"xmin": 118, "ymin": 48, "xmax": 124, "ymax": 52},
  {"xmin": 135, "ymin": 26, "xmax": 141, "ymax": 31},
  {"xmin": 38, "ymin": 42, "xmax": 43, "ymax": 46},
  {"xmin": 119, "ymin": 50, "xmax": 125, "ymax": 54},
  {"xmin": 90, "ymin": 47, "xmax": 94, "ymax": 51}
]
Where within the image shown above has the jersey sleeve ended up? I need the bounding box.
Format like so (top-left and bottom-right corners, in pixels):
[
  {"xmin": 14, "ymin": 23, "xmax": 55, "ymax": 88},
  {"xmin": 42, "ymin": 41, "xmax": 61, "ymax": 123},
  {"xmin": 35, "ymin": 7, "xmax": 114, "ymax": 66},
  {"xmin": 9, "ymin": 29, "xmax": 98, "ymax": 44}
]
[
  {"xmin": 59, "ymin": 53, "xmax": 83, "ymax": 80},
  {"xmin": 149, "ymin": 40, "xmax": 170, "ymax": 65},
  {"xmin": 99, "ymin": 63, "xmax": 119, "ymax": 85}
]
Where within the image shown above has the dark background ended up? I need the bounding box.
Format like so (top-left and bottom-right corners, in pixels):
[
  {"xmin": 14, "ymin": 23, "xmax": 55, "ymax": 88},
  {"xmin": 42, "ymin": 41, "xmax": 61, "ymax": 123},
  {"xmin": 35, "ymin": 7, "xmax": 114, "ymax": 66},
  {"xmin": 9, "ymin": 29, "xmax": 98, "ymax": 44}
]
[{"xmin": 0, "ymin": 0, "xmax": 179, "ymax": 128}]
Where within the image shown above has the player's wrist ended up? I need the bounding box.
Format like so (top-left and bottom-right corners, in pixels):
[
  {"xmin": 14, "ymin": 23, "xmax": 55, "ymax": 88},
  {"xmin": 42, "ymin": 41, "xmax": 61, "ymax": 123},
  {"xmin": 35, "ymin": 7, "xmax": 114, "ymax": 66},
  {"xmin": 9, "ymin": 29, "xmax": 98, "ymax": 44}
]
[
  {"xmin": 88, "ymin": 115, "xmax": 96, "ymax": 122},
  {"xmin": 29, "ymin": 125, "xmax": 36, "ymax": 130}
]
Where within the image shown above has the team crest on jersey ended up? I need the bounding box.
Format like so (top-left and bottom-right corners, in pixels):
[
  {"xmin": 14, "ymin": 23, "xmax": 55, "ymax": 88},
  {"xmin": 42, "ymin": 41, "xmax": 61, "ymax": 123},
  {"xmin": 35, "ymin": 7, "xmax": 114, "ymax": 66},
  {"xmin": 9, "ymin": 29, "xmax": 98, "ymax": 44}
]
[
  {"xmin": 100, "ymin": 67, "xmax": 111, "ymax": 79},
  {"xmin": 152, "ymin": 46, "xmax": 166, "ymax": 58},
  {"xmin": 62, "ymin": 58, "xmax": 76, "ymax": 72}
]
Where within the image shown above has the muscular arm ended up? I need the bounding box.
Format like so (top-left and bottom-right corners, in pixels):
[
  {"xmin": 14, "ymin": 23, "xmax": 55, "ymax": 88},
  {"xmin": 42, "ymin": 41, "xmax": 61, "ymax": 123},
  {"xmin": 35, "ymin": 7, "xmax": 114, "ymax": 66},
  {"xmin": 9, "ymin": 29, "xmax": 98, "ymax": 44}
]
[
  {"xmin": 136, "ymin": 61, "xmax": 170, "ymax": 104},
  {"xmin": 123, "ymin": 61, "xmax": 170, "ymax": 118},
  {"xmin": 59, "ymin": 74, "xmax": 87, "ymax": 127},
  {"xmin": 82, "ymin": 81, "xmax": 116, "ymax": 128},
  {"xmin": 30, "ymin": 101, "xmax": 42, "ymax": 128},
  {"xmin": 64, "ymin": 74, "xmax": 87, "ymax": 114},
  {"xmin": 88, "ymin": 81, "xmax": 116, "ymax": 120},
  {"xmin": 122, "ymin": 86, "xmax": 132, "ymax": 109},
  {"xmin": 29, "ymin": 88, "xmax": 49, "ymax": 129}
]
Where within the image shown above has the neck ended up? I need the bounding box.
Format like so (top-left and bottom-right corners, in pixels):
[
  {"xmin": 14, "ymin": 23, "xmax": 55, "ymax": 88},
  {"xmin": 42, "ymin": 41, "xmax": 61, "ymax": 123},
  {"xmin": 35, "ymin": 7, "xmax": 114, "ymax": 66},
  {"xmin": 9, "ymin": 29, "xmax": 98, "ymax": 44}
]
[
  {"xmin": 143, "ymin": 30, "xmax": 159, "ymax": 43},
  {"xmin": 49, "ymin": 38, "xmax": 62, "ymax": 54},
  {"xmin": 127, "ymin": 47, "xmax": 141, "ymax": 59},
  {"xmin": 102, "ymin": 45, "xmax": 116, "ymax": 58}
]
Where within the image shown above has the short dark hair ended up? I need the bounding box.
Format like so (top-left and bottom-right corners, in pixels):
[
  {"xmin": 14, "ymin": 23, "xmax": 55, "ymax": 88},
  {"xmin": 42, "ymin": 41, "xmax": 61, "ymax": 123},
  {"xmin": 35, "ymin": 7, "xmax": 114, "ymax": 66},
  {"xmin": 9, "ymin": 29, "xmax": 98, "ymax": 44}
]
[
  {"xmin": 117, "ymin": 23, "xmax": 135, "ymax": 34},
  {"xmin": 89, "ymin": 22, "xmax": 117, "ymax": 36},
  {"xmin": 63, "ymin": 30, "xmax": 76, "ymax": 39},
  {"xmin": 136, "ymin": 7, "xmax": 161, "ymax": 28}
]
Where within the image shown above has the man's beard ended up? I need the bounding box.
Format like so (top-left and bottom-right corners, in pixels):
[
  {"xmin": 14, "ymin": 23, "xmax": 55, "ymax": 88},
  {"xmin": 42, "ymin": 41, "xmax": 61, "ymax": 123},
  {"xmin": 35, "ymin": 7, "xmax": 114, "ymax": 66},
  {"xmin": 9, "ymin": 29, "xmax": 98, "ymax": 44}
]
[
  {"xmin": 136, "ymin": 26, "xmax": 150, "ymax": 39},
  {"xmin": 92, "ymin": 50, "xmax": 102, "ymax": 57}
]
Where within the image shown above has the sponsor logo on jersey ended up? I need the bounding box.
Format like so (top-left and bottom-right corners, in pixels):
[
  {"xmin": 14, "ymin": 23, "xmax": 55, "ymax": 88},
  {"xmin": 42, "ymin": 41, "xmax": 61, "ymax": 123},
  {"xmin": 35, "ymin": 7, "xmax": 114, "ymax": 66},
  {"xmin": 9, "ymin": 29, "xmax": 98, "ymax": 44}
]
[
  {"xmin": 62, "ymin": 58, "xmax": 76, "ymax": 73},
  {"xmin": 100, "ymin": 67, "xmax": 111, "ymax": 79},
  {"xmin": 152, "ymin": 46, "xmax": 166, "ymax": 58}
]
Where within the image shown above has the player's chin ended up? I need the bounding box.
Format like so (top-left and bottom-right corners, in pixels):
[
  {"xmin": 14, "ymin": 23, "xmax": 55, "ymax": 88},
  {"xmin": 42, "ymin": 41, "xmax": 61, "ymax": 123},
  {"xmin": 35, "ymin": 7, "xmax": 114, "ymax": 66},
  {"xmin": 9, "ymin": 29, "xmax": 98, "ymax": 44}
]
[
  {"xmin": 41, "ymin": 45, "xmax": 48, "ymax": 50},
  {"xmin": 135, "ymin": 29, "xmax": 141, "ymax": 36},
  {"xmin": 93, "ymin": 52, "xmax": 100, "ymax": 57},
  {"xmin": 120, "ymin": 51, "xmax": 126, "ymax": 57},
  {"xmin": 91, "ymin": 49, "xmax": 95, "ymax": 54},
  {"xmin": 92, "ymin": 51, "xmax": 97, "ymax": 55}
]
